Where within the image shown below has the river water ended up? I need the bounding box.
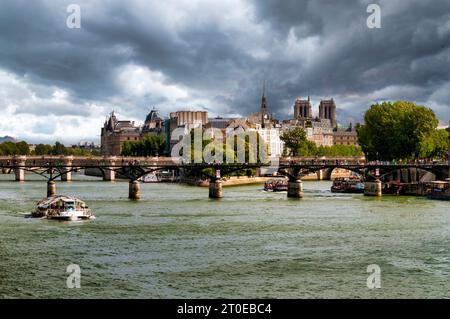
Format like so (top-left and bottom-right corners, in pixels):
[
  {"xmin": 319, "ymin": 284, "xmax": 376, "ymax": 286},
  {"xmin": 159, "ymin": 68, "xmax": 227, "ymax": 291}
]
[{"xmin": 0, "ymin": 173, "xmax": 449, "ymax": 298}]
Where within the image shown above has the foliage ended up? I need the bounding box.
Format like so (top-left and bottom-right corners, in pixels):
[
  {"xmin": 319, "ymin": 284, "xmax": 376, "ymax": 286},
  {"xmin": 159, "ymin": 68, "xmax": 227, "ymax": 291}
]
[
  {"xmin": 35, "ymin": 144, "xmax": 53, "ymax": 155},
  {"xmin": 0, "ymin": 141, "xmax": 30, "ymax": 155},
  {"xmin": 418, "ymin": 129, "xmax": 448, "ymax": 159},
  {"xmin": 121, "ymin": 134, "xmax": 165, "ymax": 157},
  {"xmin": 357, "ymin": 101, "xmax": 443, "ymax": 160},
  {"xmin": 34, "ymin": 142, "xmax": 100, "ymax": 156},
  {"xmin": 51, "ymin": 141, "xmax": 67, "ymax": 155},
  {"xmin": 315, "ymin": 144, "xmax": 363, "ymax": 157},
  {"xmin": 280, "ymin": 127, "xmax": 308, "ymax": 156}
]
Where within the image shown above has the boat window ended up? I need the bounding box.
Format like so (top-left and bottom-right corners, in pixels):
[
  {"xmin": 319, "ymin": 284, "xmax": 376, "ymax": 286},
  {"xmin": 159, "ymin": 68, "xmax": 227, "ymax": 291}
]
[{"xmin": 65, "ymin": 201, "xmax": 75, "ymax": 210}]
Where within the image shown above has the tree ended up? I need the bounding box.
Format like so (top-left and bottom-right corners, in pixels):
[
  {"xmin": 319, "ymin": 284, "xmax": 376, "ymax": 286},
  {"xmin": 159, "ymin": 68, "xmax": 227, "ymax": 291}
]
[
  {"xmin": 316, "ymin": 144, "xmax": 363, "ymax": 157},
  {"xmin": 0, "ymin": 141, "xmax": 18, "ymax": 155},
  {"xmin": 51, "ymin": 141, "xmax": 67, "ymax": 155},
  {"xmin": 35, "ymin": 144, "xmax": 53, "ymax": 155},
  {"xmin": 298, "ymin": 140, "xmax": 317, "ymax": 156},
  {"xmin": 419, "ymin": 129, "xmax": 448, "ymax": 159},
  {"xmin": 280, "ymin": 127, "xmax": 308, "ymax": 156},
  {"xmin": 15, "ymin": 141, "xmax": 30, "ymax": 155},
  {"xmin": 357, "ymin": 101, "xmax": 440, "ymax": 161},
  {"xmin": 121, "ymin": 135, "xmax": 166, "ymax": 156}
]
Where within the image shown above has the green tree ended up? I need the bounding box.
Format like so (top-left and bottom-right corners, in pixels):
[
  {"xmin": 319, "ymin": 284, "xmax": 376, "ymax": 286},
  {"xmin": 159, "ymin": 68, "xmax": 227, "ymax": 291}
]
[
  {"xmin": 357, "ymin": 101, "xmax": 440, "ymax": 161},
  {"xmin": 35, "ymin": 144, "xmax": 53, "ymax": 155},
  {"xmin": 0, "ymin": 141, "xmax": 18, "ymax": 155},
  {"xmin": 298, "ymin": 140, "xmax": 317, "ymax": 156},
  {"xmin": 15, "ymin": 141, "xmax": 30, "ymax": 155},
  {"xmin": 418, "ymin": 129, "xmax": 448, "ymax": 159},
  {"xmin": 121, "ymin": 135, "xmax": 166, "ymax": 157},
  {"xmin": 51, "ymin": 141, "xmax": 67, "ymax": 155},
  {"xmin": 280, "ymin": 127, "xmax": 308, "ymax": 156}
]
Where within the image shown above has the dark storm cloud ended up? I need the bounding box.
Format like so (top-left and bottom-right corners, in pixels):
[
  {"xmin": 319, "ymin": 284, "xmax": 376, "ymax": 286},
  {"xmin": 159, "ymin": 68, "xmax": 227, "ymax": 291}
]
[
  {"xmin": 0, "ymin": 0, "xmax": 449, "ymax": 141},
  {"xmin": 249, "ymin": 0, "xmax": 450, "ymax": 114}
]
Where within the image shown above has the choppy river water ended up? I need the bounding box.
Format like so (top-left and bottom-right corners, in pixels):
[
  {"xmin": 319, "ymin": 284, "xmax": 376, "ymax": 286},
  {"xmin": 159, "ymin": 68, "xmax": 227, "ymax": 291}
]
[{"xmin": 0, "ymin": 174, "xmax": 449, "ymax": 298}]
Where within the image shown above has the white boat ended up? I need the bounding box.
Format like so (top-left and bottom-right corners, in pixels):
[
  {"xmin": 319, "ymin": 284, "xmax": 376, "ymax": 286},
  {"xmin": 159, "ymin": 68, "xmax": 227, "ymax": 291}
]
[
  {"xmin": 33, "ymin": 195, "xmax": 94, "ymax": 220},
  {"xmin": 139, "ymin": 172, "xmax": 159, "ymax": 183}
]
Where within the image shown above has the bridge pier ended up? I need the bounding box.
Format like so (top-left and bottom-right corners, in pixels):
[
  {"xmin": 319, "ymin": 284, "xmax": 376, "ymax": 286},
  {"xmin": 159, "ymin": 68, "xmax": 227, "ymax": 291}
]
[
  {"xmin": 47, "ymin": 181, "xmax": 56, "ymax": 197},
  {"xmin": 316, "ymin": 170, "xmax": 324, "ymax": 181},
  {"xmin": 364, "ymin": 179, "xmax": 382, "ymax": 197},
  {"xmin": 129, "ymin": 180, "xmax": 141, "ymax": 200},
  {"xmin": 103, "ymin": 156, "xmax": 116, "ymax": 181},
  {"xmin": 209, "ymin": 180, "xmax": 223, "ymax": 199},
  {"xmin": 287, "ymin": 179, "xmax": 304, "ymax": 198},
  {"xmin": 60, "ymin": 156, "xmax": 73, "ymax": 181},
  {"xmin": 13, "ymin": 155, "xmax": 26, "ymax": 181},
  {"xmin": 104, "ymin": 169, "xmax": 115, "ymax": 181}
]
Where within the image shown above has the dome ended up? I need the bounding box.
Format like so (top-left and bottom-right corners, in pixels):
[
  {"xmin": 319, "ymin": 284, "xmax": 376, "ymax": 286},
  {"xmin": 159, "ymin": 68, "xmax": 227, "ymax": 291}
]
[{"xmin": 145, "ymin": 109, "xmax": 162, "ymax": 123}]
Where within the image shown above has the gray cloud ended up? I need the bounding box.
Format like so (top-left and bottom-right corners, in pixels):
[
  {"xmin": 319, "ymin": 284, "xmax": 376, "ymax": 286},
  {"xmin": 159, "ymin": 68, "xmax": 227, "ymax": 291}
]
[{"xmin": 0, "ymin": 0, "xmax": 449, "ymax": 143}]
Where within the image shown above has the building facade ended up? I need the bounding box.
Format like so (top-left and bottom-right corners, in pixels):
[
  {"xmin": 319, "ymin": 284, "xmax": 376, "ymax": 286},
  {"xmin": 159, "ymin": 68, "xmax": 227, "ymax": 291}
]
[
  {"xmin": 101, "ymin": 109, "xmax": 166, "ymax": 156},
  {"xmin": 256, "ymin": 126, "xmax": 284, "ymax": 157},
  {"xmin": 318, "ymin": 99, "xmax": 337, "ymax": 128},
  {"xmin": 169, "ymin": 111, "xmax": 208, "ymax": 127},
  {"xmin": 333, "ymin": 125, "xmax": 359, "ymax": 146},
  {"xmin": 306, "ymin": 119, "xmax": 334, "ymax": 147},
  {"xmin": 294, "ymin": 97, "xmax": 312, "ymax": 119}
]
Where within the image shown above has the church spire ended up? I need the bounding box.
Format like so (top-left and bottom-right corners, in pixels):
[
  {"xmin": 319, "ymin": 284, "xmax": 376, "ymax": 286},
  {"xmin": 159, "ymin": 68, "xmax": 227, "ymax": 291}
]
[
  {"xmin": 261, "ymin": 79, "xmax": 268, "ymax": 108},
  {"xmin": 261, "ymin": 79, "xmax": 269, "ymax": 128}
]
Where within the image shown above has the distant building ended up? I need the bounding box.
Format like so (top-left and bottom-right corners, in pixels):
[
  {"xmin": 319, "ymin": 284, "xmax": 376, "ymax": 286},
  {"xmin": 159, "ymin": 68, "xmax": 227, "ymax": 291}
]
[
  {"xmin": 169, "ymin": 111, "xmax": 208, "ymax": 127},
  {"xmin": 74, "ymin": 141, "xmax": 101, "ymax": 152},
  {"xmin": 289, "ymin": 97, "xmax": 360, "ymax": 147},
  {"xmin": 256, "ymin": 126, "xmax": 284, "ymax": 157},
  {"xmin": 168, "ymin": 110, "xmax": 209, "ymax": 152},
  {"xmin": 101, "ymin": 109, "xmax": 165, "ymax": 156},
  {"xmin": 306, "ymin": 119, "xmax": 334, "ymax": 147},
  {"xmin": 204, "ymin": 117, "xmax": 232, "ymax": 131},
  {"xmin": 333, "ymin": 124, "xmax": 359, "ymax": 146},
  {"xmin": 318, "ymin": 99, "xmax": 337, "ymax": 128},
  {"xmin": 281, "ymin": 118, "xmax": 334, "ymax": 147},
  {"xmin": 142, "ymin": 109, "xmax": 164, "ymax": 133},
  {"xmin": 248, "ymin": 82, "xmax": 275, "ymax": 129},
  {"xmin": 294, "ymin": 97, "xmax": 312, "ymax": 119}
]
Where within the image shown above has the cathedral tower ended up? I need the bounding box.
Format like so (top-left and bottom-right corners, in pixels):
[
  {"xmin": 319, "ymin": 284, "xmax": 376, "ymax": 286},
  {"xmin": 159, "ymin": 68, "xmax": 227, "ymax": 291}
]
[{"xmin": 319, "ymin": 99, "xmax": 337, "ymax": 127}]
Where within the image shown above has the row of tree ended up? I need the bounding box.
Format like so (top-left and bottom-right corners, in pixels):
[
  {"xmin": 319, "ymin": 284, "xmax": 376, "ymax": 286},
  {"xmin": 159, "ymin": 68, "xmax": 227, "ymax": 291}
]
[
  {"xmin": 121, "ymin": 135, "xmax": 166, "ymax": 157},
  {"xmin": 0, "ymin": 141, "xmax": 100, "ymax": 156},
  {"xmin": 34, "ymin": 142, "xmax": 101, "ymax": 156},
  {"xmin": 0, "ymin": 141, "xmax": 30, "ymax": 156}
]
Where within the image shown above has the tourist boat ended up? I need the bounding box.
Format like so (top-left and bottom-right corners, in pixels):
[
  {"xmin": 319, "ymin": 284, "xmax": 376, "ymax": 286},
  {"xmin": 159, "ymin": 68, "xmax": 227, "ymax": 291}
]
[
  {"xmin": 264, "ymin": 178, "xmax": 288, "ymax": 192},
  {"xmin": 331, "ymin": 177, "xmax": 364, "ymax": 193},
  {"xmin": 33, "ymin": 195, "xmax": 93, "ymax": 220},
  {"xmin": 139, "ymin": 170, "xmax": 178, "ymax": 183},
  {"xmin": 427, "ymin": 181, "xmax": 450, "ymax": 201},
  {"xmin": 140, "ymin": 172, "xmax": 159, "ymax": 183}
]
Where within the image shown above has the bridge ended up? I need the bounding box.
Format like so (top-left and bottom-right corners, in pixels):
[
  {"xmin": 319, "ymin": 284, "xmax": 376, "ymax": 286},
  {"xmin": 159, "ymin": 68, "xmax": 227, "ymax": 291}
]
[{"xmin": 0, "ymin": 155, "xmax": 448, "ymax": 199}]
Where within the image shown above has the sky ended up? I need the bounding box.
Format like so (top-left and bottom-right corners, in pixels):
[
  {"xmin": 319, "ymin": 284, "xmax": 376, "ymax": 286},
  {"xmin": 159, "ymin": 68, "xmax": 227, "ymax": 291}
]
[{"xmin": 0, "ymin": 0, "xmax": 449, "ymax": 144}]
